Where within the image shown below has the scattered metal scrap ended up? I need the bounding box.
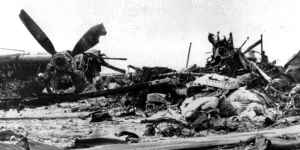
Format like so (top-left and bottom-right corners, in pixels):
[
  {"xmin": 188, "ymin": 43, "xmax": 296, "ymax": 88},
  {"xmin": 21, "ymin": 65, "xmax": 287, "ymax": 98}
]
[{"xmin": 2, "ymin": 9, "xmax": 300, "ymax": 150}]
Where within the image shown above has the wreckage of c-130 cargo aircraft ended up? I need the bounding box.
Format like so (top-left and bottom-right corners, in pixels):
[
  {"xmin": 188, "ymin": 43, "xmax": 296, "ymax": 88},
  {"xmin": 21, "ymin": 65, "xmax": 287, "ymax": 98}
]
[
  {"xmin": 92, "ymin": 33, "xmax": 300, "ymax": 149},
  {"xmin": 0, "ymin": 9, "xmax": 128, "ymax": 99},
  {"xmin": 3, "ymin": 9, "xmax": 300, "ymax": 149}
]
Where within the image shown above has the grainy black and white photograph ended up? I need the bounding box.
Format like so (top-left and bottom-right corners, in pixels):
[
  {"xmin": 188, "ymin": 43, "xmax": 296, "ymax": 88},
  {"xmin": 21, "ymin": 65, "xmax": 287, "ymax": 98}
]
[{"xmin": 0, "ymin": 0, "xmax": 300, "ymax": 149}]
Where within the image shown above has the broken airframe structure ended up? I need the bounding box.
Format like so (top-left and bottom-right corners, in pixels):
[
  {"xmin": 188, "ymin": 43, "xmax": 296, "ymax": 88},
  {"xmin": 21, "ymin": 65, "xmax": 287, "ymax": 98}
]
[{"xmin": 1, "ymin": 9, "xmax": 300, "ymax": 150}]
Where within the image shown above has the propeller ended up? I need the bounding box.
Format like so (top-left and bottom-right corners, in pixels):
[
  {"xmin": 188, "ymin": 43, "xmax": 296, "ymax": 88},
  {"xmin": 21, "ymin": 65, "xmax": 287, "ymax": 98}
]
[
  {"xmin": 19, "ymin": 9, "xmax": 56, "ymax": 55},
  {"xmin": 72, "ymin": 23, "xmax": 107, "ymax": 56},
  {"xmin": 19, "ymin": 9, "xmax": 123, "ymax": 74}
]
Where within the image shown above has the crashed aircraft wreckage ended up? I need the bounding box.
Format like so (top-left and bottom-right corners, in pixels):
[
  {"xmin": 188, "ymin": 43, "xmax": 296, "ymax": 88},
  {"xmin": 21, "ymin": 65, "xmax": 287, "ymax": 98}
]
[
  {"xmin": 2, "ymin": 9, "xmax": 300, "ymax": 150},
  {"xmin": 2, "ymin": 9, "xmax": 126, "ymax": 97}
]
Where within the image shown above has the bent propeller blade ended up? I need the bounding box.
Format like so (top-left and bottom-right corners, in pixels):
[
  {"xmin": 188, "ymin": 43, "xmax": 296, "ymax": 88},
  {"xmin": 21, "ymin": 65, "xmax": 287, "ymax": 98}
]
[
  {"xmin": 72, "ymin": 23, "xmax": 107, "ymax": 56},
  {"xmin": 19, "ymin": 9, "xmax": 56, "ymax": 55}
]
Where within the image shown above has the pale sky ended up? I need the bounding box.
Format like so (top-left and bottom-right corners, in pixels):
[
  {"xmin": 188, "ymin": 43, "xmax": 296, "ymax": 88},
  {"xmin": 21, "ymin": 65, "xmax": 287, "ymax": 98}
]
[{"xmin": 0, "ymin": 0, "xmax": 299, "ymax": 71}]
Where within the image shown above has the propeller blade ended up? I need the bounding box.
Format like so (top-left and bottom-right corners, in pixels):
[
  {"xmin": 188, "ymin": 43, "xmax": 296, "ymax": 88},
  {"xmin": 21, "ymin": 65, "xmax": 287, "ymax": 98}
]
[
  {"xmin": 72, "ymin": 23, "xmax": 107, "ymax": 56},
  {"xmin": 19, "ymin": 9, "xmax": 56, "ymax": 55}
]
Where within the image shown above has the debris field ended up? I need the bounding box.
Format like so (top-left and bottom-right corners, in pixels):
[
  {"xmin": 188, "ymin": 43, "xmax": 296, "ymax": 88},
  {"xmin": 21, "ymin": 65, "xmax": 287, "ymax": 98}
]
[{"xmin": 1, "ymin": 10, "xmax": 300, "ymax": 150}]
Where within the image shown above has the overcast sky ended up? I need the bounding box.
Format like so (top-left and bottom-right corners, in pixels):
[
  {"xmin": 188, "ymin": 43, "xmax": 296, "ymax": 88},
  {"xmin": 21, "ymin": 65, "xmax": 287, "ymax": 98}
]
[{"xmin": 0, "ymin": 0, "xmax": 299, "ymax": 71}]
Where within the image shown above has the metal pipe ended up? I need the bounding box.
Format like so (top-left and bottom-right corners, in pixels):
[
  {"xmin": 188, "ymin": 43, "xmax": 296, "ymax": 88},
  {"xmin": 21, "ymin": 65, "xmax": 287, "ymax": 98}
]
[{"xmin": 185, "ymin": 42, "xmax": 192, "ymax": 68}]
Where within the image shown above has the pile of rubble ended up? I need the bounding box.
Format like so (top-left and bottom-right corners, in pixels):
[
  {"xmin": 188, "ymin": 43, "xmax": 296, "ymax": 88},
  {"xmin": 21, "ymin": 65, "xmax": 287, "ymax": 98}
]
[
  {"xmin": 83, "ymin": 32, "xmax": 300, "ymax": 147},
  {"xmin": 123, "ymin": 33, "xmax": 286, "ymax": 137},
  {"xmin": 2, "ymin": 32, "xmax": 300, "ymax": 149}
]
